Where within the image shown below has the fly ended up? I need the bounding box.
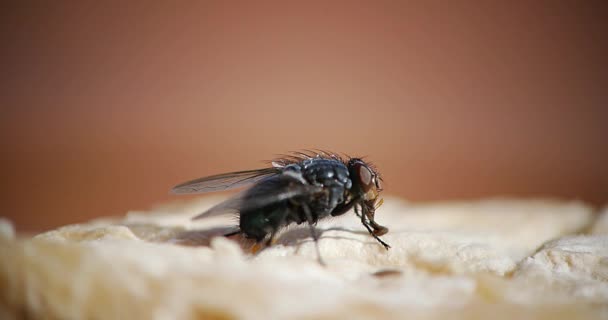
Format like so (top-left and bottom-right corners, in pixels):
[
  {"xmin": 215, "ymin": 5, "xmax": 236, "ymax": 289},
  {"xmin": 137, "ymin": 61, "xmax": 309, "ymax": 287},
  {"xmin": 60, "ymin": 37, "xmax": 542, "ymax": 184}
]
[{"xmin": 171, "ymin": 150, "xmax": 390, "ymax": 263}]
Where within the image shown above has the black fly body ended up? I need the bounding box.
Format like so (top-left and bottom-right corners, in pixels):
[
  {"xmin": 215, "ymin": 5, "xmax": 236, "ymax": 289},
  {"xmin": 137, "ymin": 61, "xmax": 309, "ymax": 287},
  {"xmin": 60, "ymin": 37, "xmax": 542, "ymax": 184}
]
[{"xmin": 171, "ymin": 150, "xmax": 390, "ymax": 263}]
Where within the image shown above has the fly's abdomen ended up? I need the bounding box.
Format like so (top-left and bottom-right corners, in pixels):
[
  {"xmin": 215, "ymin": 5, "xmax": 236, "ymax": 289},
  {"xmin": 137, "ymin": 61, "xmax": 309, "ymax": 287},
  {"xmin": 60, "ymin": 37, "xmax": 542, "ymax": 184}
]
[{"xmin": 239, "ymin": 202, "xmax": 288, "ymax": 241}]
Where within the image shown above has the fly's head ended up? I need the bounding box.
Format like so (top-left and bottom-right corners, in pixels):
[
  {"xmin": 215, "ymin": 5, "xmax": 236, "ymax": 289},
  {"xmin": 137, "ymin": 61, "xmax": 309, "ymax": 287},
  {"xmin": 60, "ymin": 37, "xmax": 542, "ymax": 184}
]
[
  {"xmin": 347, "ymin": 158, "xmax": 388, "ymax": 236},
  {"xmin": 347, "ymin": 158, "xmax": 383, "ymax": 204}
]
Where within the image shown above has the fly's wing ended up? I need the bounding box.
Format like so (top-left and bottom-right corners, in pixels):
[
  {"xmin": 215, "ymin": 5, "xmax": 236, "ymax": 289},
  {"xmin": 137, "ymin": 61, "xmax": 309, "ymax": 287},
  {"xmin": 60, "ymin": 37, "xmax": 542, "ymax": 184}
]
[
  {"xmin": 192, "ymin": 172, "xmax": 324, "ymax": 219},
  {"xmin": 171, "ymin": 168, "xmax": 281, "ymax": 194}
]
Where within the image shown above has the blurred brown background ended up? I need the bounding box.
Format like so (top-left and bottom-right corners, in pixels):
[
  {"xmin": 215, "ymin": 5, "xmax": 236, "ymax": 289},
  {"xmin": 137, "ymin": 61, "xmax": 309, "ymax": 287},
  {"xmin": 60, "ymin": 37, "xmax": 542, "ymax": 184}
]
[{"xmin": 1, "ymin": 2, "xmax": 607, "ymax": 232}]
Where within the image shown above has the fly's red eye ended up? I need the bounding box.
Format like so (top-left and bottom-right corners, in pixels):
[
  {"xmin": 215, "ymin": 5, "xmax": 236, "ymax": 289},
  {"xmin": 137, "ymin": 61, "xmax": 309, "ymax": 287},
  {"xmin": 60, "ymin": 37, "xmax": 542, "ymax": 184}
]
[
  {"xmin": 348, "ymin": 158, "xmax": 379, "ymax": 195},
  {"xmin": 357, "ymin": 164, "xmax": 373, "ymax": 191}
]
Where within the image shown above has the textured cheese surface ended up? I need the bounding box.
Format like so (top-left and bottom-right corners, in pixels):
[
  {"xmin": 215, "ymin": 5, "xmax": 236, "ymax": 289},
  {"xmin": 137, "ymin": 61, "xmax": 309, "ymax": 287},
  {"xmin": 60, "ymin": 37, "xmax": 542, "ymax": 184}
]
[{"xmin": 1, "ymin": 197, "xmax": 607, "ymax": 319}]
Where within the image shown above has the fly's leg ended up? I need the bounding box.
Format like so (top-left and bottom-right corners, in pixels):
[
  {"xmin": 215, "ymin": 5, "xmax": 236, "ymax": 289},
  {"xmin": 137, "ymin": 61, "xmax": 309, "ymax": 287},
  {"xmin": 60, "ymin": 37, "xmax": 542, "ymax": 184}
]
[
  {"xmin": 264, "ymin": 230, "xmax": 277, "ymax": 248},
  {"xmin": 359, "ymin": 205, "xmax": 391, "ymax": 250},
  {"xmin": 252, "ymin": 209, "xmax": 289, "ymax": 254},
  {"xmin": 368, "ymin": 218, "xmax": 389, "ymax": 236},
  {"xmin": 251, "ymin": 241, "xmax": 264, "ymax": 254},
  {"xmin": 301, "ymin": 203, "xmax": 326, "ymax": 266},
  {"xmin": 360, "ymin": 202, "xmax": 390, "ymax": 237},
  {"xmin": 354, "ymin": 204, "xmax": 362, "ymax": 218},
  {"xmin": 251, "ymin": 231, "xmax": 277, "ymax": 254},
  {"xmin": 223, "ymin": 230, "xmax": 242, "ymax": 237}
]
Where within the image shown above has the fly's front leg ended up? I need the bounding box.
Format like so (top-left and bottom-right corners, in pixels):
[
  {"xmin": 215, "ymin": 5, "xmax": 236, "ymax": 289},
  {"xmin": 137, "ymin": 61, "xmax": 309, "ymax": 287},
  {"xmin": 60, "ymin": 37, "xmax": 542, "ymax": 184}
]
[
  {"xmin": 362, "ymin": 201, "xmax": 389, "ymax": 236},
  {"xmin": 359, "ymin": 204, "xmax": 391, "ymax": 250},
  {"xmin": 368, "ymin": 219, "xmax": 389, "ymax": 237},
  {"xmin": 330, "ymin": 199, "xmax": 355, "ymax": 217}
]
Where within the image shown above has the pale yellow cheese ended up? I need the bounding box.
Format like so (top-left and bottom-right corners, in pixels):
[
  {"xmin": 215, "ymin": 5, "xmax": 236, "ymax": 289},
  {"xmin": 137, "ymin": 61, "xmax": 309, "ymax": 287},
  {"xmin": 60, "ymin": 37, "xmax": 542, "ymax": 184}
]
[{"xmin": 1, "ymin": 197, "xmax": 606, "ymax": 319}]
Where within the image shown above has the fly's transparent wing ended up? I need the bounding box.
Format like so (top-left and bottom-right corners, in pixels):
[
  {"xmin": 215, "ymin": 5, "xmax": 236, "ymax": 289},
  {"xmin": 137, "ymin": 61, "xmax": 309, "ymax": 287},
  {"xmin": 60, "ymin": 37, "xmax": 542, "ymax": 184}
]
[
  {"xmin": 192, "ymin": 173, "xmax": 324, "ymax": 219},
  {"xmin": 171, "ymin": 168, "xmax": 280, "ymax": 194}
]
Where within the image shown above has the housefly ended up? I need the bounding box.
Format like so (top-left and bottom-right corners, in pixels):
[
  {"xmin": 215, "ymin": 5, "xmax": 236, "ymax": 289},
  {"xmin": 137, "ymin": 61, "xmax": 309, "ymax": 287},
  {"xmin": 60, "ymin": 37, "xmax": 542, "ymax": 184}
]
[{"xmin": 171, "ymin": 150, "xmax": 390, "ymax": 262}]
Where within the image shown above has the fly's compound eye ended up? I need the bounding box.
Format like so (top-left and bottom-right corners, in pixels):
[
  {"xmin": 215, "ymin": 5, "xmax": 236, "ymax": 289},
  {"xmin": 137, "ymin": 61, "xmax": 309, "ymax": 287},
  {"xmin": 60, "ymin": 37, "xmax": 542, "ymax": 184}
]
[
  {"xmin": 349, "ymin": 159, "xmax": 380, "ymax": 201},
  {"xmin": 355, "ymin": 162, "xmax": 374, "ymax": 193}
]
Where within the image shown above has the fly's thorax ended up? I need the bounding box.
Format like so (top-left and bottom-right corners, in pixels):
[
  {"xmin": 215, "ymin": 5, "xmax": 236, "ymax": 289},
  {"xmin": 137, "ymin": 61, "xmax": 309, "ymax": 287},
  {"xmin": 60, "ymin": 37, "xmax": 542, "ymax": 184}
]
[{"xmin": 299, "ymin": 158, "xmax": 351, "ymax": 188}]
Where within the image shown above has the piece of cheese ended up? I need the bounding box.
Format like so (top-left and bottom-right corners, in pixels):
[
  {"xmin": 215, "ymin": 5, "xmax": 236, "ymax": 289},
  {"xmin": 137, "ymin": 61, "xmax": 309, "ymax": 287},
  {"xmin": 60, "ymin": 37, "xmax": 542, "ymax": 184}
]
[{"xmin": 0, "ymin": 197, "xmax": 605, "ymax": 319}]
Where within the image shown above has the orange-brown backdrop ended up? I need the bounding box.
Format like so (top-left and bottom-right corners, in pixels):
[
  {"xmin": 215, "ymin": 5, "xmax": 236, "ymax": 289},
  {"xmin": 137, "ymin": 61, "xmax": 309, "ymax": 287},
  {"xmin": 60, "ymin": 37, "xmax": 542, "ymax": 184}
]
[{"xmin": 2, "ymin": 2, "xmax": 607, "ymax": 232}]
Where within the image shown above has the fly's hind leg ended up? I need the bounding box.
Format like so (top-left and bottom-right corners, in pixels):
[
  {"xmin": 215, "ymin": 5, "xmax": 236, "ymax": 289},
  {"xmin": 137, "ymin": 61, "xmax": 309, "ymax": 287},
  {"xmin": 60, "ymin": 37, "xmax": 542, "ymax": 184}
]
[
  {"xmin": 251, "ymin": 232, "xmax": 277, "ymax": 255},
  {"xmin": 301, "ymin": 203, "xmax": 326, "ymax": 266},
  {"xmin": 223, "ymin": 230, "xmax": 242, "ymax": 237},
  {"xmin": 251, "ymin": 210, "xmax": 288, "ymax": 255},
  {"xmin": 264, "ymin": 230, "xmax": 278, "ymax": 247}
]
